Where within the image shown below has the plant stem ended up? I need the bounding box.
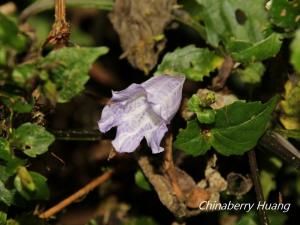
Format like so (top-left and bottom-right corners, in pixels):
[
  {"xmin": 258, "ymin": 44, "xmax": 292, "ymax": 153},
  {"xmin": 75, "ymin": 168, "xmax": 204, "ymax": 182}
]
[
  {"xmin": 20, "ymin": 0, "xmax": 114, "ymax": 23},
  {"xmin": 248, "ymin": 150, "xmax": 269, "ymax": 225},
  {"xmin": 39, "ymin": 170, "xmax": 113, "ymax": 219},
  {"xmin": 50, "ymin": 129, "xmax": 102, "ymax": 141}
]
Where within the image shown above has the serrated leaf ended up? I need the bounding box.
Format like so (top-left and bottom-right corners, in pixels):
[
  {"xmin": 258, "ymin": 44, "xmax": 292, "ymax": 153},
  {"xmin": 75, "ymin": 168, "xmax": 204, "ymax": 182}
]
[
  {"xmin": 270, "ymin": 0, "xmax": 300, "ymax": 30},
  {"xmin": 14, "ymin": 171, "xmax": 49, "ymax": 201},
  {"xmin": 135, "ymin": 170, "xmax": 151, "ymax": 191},
  {"xmin": 0, "ymin": 180, "xmax": 13, "ymax": 206},
  {"xmin": 11, "ymin": 123, "xmax": 55, "ymax": 157},
  {"xmin": 196, "ymin": 0, "xmax": 268, "ymax": 46},
  {"xmin": 230, "ymin": 33, "xmax": 282, "ymax": 63},
  {"xmin": 290, "ymin": 29, "xmax": 300, "ymax": 72},
  {"xmin": 41, "ymin": 47, "xmax": 109, "ymax": 103},
  {"xmin": 174, "ymin": 119, "xmax": 211, "ymax": 156},
  {"xmin": 211, "ymin": 96, "xmax": 279, "ymax": 155},
  {"xmin": 155, "ymin": 45, "xmax": 223, "ymax": 81}
]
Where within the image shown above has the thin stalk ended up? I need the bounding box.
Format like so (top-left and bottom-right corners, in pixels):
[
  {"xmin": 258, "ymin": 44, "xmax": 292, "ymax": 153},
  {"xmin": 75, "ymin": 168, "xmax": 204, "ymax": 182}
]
[{"xmin": 248, "ymin": 150, "xmax": 269, "ymax": 225}]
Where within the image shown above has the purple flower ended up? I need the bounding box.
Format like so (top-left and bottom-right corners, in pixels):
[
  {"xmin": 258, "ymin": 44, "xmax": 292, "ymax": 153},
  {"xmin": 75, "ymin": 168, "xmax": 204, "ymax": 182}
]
[{"xmin": 98, "ymin": 75, "xmax": 185, "ymax": 153}]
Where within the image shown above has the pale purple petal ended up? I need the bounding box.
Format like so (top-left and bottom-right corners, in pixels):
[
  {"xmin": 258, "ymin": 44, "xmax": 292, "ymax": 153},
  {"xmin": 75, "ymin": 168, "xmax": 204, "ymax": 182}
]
[
  {"xmin": 98, "ymin": 74, "xmax": 185, "ymax": 154},
  {"xmin": 144, "ymin": 122, "xmax": 168, "ymax": 154},
  {"xmin": 111, "ymin": 83, "xmax": 144, "ymax": 102},
  {"xmin": 98, "ymin": 103, "xmax": 124, "ymax": 133},
  {"xmin": 111, "ymin": 94, "xmax": 164, "ymax": 153},
  {"xmin": 142, "ymin": 75, "xmax": 185, "ymax": 122}
]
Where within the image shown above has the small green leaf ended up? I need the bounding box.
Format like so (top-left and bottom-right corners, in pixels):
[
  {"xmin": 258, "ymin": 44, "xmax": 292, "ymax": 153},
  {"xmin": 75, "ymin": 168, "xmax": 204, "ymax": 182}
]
[
  {"xmin": 196, "ymin": 109, "xmax": 216, "ymax": 124},
  {"xmin": 275, "ymin": 129, "xmax": 300, "ymax": 140},
  {"xmin": 290, "ymin": 29, "xmax": 300, "ymax": 72},
  {"xmin": 211, "ymin": 96, "xmax": 279, "ymax": 155},
  {"xmin": 174, "ymin": 119, "xmax": 211, "ymax": 156},
  {"xmin": 0, "ymin": 13, "xmax": 27, "ymax": 51},
  {"xmin": 40, "ymin": 47, "xmax": 109, "ymax": 103},
  {"xmin": 270, "ymin": 0, "xmax": 300, "ymax": 30},
  {"xmin": 0, "ymin": 180, "xmax": 14, "ymax": 206},
  {"xmin": 1, "ymin": 94, "xmax": 33, "ymax": 113},
  {"xmin": 237, "ymin": 215, "xmax": 257, "ymax": 225},
  {"xmin": 155, "ymin": 45, "xmax": 223, "ymax": 81},
  {"xmin": 14, "ymin": 171, "xmax": 49, "ymax": 201},
  {"xmin": 135, "ymin": 170, "xmax": 151, "ymax": 191},
  {"xmin": 12, "ymin": 64, "xmax": 36, "ymax": 89},
  {"xmin": 233, "ymin": 62, "xmax": 265, "ymax": 85},
  {"xmin": 230, "ymin": 33, "xmax": 282, "ymax": 63},
  {"xmin": 0, "ymin": 211, "xmax": 7, "ymax": 225},
  {"xmin": 0, "ymin": 137, "xmax": 11, "ymax": 161},
  {"xmin": 260, "ymin": 170, "xmax": 276, "ymax": 199},
  {"xmin": 11, "ymin": 123, "xmax": 55, "ymax": 157},
  {"xmin": 125, "ymin": 217, "xmax": 158, "ymax": 225}
]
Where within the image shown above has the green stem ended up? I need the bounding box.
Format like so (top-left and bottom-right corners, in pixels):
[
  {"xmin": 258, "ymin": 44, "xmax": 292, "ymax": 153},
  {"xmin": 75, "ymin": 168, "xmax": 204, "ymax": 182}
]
[
  {"xmin": 49, "ymin": 129, "xmax": 102, "ymax": 141},
  {"xmin": 20, "ymin": 0, "xmax": 115, "ymax": 23}
]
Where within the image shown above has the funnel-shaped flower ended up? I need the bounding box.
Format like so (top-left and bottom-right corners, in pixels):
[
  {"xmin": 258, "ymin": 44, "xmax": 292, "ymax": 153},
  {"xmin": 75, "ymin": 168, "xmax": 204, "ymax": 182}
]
[{"xmin": 98, "ymin": 75, "xmax": 185, "ymax": 153}]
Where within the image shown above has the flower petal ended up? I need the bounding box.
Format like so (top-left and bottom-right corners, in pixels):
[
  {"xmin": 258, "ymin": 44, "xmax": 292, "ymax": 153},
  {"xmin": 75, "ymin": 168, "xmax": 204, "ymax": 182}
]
[
  {"xmin": 98, "ymin": 103, "xmax": 124, "ymax": 133},
  {"xmin": 111, "ymin": 95, "xmax": 164, "ymax": 153},
  {"xmin": 111, "ymin": 83, "xmax": 144, "ymax": 102},
  {"xmin": 144, "ymin": 122, "xmax": 168, "ymax": 154},
  {"xmin": 141, "ymin": 75, "xmax": 185, "ymax": 122}
]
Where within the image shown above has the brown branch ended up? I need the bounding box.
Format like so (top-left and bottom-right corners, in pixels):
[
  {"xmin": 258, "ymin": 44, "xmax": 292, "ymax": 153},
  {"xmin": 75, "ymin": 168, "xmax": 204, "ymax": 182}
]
[
  {"xmin": 39, "ymin": 170, "xmax": 113, "ymax": 219},
  {"xmin": 163, "ymin": 132, "xmax": 185, "ymax": 202},
  {"xmin": 43, "ymin": 0, "xmax": 70, "ymax": 48},
  {"xmin": 248, "ymin": 150, "xmax": 269, "ymax": 225},
  {"xmin": 212, "ymin": 55, "xmax": 234, "ymax": 90}
]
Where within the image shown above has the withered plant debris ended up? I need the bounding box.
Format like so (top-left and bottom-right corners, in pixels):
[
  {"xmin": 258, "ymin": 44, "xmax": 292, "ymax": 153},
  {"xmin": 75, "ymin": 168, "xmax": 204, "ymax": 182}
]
[
  {"xmin": 109, "ymin": 0, "xmax": 176, "ymax": 74},
  {"xmin": 226, "ymin": 172, "xmax": 253, "ymax": 197},
  {"xmin": 136, "ymin": 153, "xmax": 228, "ymax": 218}
]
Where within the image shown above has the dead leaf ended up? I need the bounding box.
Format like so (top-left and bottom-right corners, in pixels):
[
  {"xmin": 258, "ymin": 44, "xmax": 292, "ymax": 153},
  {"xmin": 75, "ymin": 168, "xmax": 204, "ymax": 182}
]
[{"xmin": 109, "ymin": 0, "xmax": 176, "ymax": 74}]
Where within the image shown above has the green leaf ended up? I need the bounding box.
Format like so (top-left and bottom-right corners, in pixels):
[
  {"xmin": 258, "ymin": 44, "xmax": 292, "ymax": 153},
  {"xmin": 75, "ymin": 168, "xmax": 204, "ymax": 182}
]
[
  {"xmin": 290, "ymin": 29, "xmax": 300, "ymax": 72},
  {"xmin": 41, "ymin": 47, "xmax": 109, "ymax": 103},
  {"xmin": 196, "ymin": 0, "xmax": 269, "ymax": 46},
  {"xmin": 11, "ymin": 123, "xmax": 55, "ymax": 157},
  {"xmin": 135, "ymin": 170, "xmax": 151, "ymax": 191},
  {"xmin": 125, "ymin": 217, "xmax": 158, "ymax": 225},
  {"xmin": 14, "ymin": 171, "xmax": 49, "ymax": 201},
  {"xmin": 12, "ymin": 64, "xmax": 36, "ymax": 89},
  {"xmin": 233, "ymin": 62, "xmax": 265, "ymax": 85},
  {"xmin": 174, "ymin": 119, "xmax": 211, "ymax": 156},
  {"xmin": 0, "ymin": 158, "xmax": 26, "ymax": 184},
  {"xmin": 275, "ymin": 129, "xmax": 300, "ymax": 140},
  {"xmin": 270, "ymin": 0, "xmax": 300, "ymax": 30},
  {"xmin": 155, "ymin": 45, "xmax": 223, "ymax": 81},
  {"xmin": 237, "ymin": 215, "xmax": 257, "ymax": 225},
  {"xmin": 0, "ymin": 137, "xmax": 11, "ymax": 161},
  {"xmin": 0, "ymin": 13, "xmax": 27, "ymax": 51},
  {"xmin": 1, "ymin": 94, "xmax": 34, "ymax": 113},
  {"xmin": 211, "ymin": 96, "xmax": 279, "ymax": 155},
  {"xmin": 0, "ymin": 180, "xmax": 13, "ymax": 206},
  {"xmin": 0, "ymin": 211, "xmax": 7, "ymax": 225},
  {"xmin": 230, "ymin": 33, "xmax": 282, "ymax": 63},
  {"xmin": 260, "ymin": 170, "xmax": 276, "ymax": 199}
]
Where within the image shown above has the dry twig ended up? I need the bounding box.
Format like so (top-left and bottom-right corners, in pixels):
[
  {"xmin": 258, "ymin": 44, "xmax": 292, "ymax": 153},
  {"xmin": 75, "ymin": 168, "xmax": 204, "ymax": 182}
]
[{"xmin": 39, "ymin": 170, "xmax": 113, "ymax": 219}]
